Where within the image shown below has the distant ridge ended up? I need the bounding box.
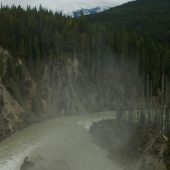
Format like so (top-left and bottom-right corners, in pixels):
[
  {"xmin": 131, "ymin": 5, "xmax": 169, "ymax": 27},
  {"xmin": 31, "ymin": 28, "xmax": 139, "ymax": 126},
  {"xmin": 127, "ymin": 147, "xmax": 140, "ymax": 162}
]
[{"xmin": 70, "ymin": 6, "xmax": 109, "ymax": 17}]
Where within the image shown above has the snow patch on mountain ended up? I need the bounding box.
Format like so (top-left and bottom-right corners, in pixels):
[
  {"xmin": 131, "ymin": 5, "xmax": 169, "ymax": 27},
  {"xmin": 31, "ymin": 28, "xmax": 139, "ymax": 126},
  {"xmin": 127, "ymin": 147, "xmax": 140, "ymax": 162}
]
[{"xmin": 69, "ymin": 6, "xmax": 109, "ymax": 17}]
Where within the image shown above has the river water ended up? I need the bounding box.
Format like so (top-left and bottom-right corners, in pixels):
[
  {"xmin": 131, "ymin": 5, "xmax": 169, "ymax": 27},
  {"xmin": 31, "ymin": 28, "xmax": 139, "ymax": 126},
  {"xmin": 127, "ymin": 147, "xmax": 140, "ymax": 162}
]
[{"xmin": 0, "ymin": 112, "xmax": 123, "ymax": 170}]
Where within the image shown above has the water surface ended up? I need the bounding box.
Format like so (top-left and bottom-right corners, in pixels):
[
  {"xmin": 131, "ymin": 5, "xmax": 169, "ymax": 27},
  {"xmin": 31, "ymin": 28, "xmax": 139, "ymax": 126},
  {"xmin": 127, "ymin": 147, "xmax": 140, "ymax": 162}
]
[{"xmin": 0, "ymin": 112, "xmax": 123, "ymax": 170}]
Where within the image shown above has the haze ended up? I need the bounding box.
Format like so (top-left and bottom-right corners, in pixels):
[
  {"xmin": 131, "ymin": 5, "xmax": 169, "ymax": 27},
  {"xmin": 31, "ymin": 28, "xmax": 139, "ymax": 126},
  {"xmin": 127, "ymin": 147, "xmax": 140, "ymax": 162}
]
[{"xmin": 0, "ymin": 0, "xmax": 130, "ymax": 12}]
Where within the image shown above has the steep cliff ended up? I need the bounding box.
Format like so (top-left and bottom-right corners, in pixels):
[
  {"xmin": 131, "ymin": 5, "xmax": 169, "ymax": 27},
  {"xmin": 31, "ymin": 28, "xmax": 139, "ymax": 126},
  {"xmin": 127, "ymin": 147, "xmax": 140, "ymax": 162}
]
[
  {"xmin": 0, "ymin": 47, "xmax": 50, "ymax": 140},
  {"xmin": 0, "ymin": 82, "xmax": 23, "ymax": 140}
]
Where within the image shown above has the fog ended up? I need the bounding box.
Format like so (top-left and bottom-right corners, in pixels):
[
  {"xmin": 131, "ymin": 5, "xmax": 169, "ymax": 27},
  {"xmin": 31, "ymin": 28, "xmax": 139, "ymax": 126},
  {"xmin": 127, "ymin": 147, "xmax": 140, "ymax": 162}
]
[
  {"xmin": 0, "ymin": 113, "xmax": 124, "ymax": 170},
  {"xmin": 41, "ymin": 55, "xmax": 144, "ymax": 117},
  {"xmin": 0, "ymin": 0, "xmax": 130, "ymax": 12},
  {"xmin": 0, "ymin": 54, "xmax": 160, "ymax": 170}
]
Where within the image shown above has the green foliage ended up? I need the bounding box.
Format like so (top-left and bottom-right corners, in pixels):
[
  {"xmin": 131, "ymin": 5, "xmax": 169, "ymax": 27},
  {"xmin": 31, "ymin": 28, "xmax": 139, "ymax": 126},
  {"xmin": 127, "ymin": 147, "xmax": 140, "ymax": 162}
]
[{"xmin": 88, "ymin": 0, "xmax": 170, "ymax": 43}]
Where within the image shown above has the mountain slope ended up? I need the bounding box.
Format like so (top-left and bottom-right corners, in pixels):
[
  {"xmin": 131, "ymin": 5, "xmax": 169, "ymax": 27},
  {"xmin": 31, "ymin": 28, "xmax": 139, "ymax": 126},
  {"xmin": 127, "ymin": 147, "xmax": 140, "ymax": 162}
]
[
  {"xmin": 88, "ymin": 0, "xmax": 170, "ymax": 43},
  {"xmin": 72, "ymin": 7, "xmax": 109, "ymax": 17}
]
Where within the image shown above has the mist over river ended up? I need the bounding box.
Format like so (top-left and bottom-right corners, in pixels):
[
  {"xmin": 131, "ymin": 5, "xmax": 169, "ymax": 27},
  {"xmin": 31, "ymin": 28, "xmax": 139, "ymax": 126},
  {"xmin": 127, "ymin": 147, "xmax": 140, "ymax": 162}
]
[{"xmin": 0, "ymin": 112, "xmax": 123, "ymax": 170}]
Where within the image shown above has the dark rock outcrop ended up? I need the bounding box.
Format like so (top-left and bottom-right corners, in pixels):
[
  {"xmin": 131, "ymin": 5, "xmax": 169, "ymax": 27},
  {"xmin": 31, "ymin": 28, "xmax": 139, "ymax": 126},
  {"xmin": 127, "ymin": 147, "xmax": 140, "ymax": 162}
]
[
  {"xmin": 90, "ymin": 119, "xmax": 168, "ymax": 170},
  {"xmin": 20, "ymin": 157, "xmax": 34, "ymax": 170}
]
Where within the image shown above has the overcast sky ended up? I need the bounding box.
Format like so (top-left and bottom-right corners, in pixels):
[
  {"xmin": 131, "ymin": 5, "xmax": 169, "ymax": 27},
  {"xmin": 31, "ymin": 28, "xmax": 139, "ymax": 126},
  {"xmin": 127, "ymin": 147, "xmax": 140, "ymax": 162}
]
[{"xmin": 0, "ymin": 0, "xmax": 130, "ymax": 12}]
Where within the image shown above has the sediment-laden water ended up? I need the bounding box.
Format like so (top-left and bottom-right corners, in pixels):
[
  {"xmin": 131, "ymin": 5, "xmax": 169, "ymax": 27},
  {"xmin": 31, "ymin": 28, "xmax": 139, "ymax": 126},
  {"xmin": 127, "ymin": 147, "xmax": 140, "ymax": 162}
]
[{"xmin": 0, "ymin": 112, "xmax": 123, "ymax": 170}]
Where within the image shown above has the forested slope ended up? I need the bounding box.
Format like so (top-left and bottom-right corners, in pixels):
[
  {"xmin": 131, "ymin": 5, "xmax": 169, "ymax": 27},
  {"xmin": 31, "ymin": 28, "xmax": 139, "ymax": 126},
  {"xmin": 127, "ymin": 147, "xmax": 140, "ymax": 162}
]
[{"xmin": 88, "ymin": 0, "xmax": 170, "ymax": 43}]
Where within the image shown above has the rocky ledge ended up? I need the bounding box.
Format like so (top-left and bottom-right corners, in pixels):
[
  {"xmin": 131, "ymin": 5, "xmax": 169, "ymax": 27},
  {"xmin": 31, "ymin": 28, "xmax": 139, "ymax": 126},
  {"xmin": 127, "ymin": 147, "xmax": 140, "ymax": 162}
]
[{"xmin": 90, "ymin": 119, "xmax": 170, "ymax": 170}]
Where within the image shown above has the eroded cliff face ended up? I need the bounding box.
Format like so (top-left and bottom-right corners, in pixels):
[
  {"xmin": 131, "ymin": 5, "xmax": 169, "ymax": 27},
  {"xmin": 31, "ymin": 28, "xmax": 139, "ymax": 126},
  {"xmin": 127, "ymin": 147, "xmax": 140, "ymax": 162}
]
[
  {"xmin": 0, "ymin": 46, "xmax": 143, "ymax": 140},
  {"xmin": 0, "ymin": 47, "xmax": 50, "ymax": 140},
  {"xmin": 0, "ymin": 48, "xmax": 26, "ymax": 140},
  {"xmin": 44, "ymin": 53, "xmax": 142, "ymax": 116},
  {"xmin": 0, "ymin": 82, "xmax": 23, "ymax": 140}
]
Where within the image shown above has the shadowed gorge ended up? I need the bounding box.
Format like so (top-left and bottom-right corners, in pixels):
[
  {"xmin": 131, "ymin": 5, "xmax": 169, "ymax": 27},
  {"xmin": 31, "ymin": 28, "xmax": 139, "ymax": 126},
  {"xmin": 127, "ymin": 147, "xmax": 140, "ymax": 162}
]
[{"xmin": 0, "ymin": 0, "xmax": 170, "ymax": 169}]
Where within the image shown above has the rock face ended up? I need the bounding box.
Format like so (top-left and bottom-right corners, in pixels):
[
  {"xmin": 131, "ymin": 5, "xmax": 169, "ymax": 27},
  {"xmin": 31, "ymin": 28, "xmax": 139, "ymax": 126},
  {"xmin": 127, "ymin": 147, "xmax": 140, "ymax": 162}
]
[
  {"xmin": 90, "ymin": 119, "xmax": 168, "ymax": 170},
  {"xmin": 0, "ymin": 47, "xmax": 50, "ymax": 141},
  {"xmin": 0, "ymin": 47, "xmax": 24, "ymax": 140},
  {"xmin": 0, "ymin": 83, "xmax": 23, "ymax": 140},
  {"xmin": 0, "ymin": 47, "xmax": 10, "ymax": 77},
  {"xmin": 138, "ymin": 129, "xmax": 167, "ymax": 170},
  {"xmin": 0, "ymin": 44, "xmax": 57, "ymax": 141}
]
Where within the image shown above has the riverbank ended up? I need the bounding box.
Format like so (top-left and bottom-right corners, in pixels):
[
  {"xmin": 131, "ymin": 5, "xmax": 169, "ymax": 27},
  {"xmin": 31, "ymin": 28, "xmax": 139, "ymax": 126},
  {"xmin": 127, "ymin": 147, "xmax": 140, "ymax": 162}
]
[{"xmin": 90, "ymin": 119, "xmax": 170, "ymax": 170}]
